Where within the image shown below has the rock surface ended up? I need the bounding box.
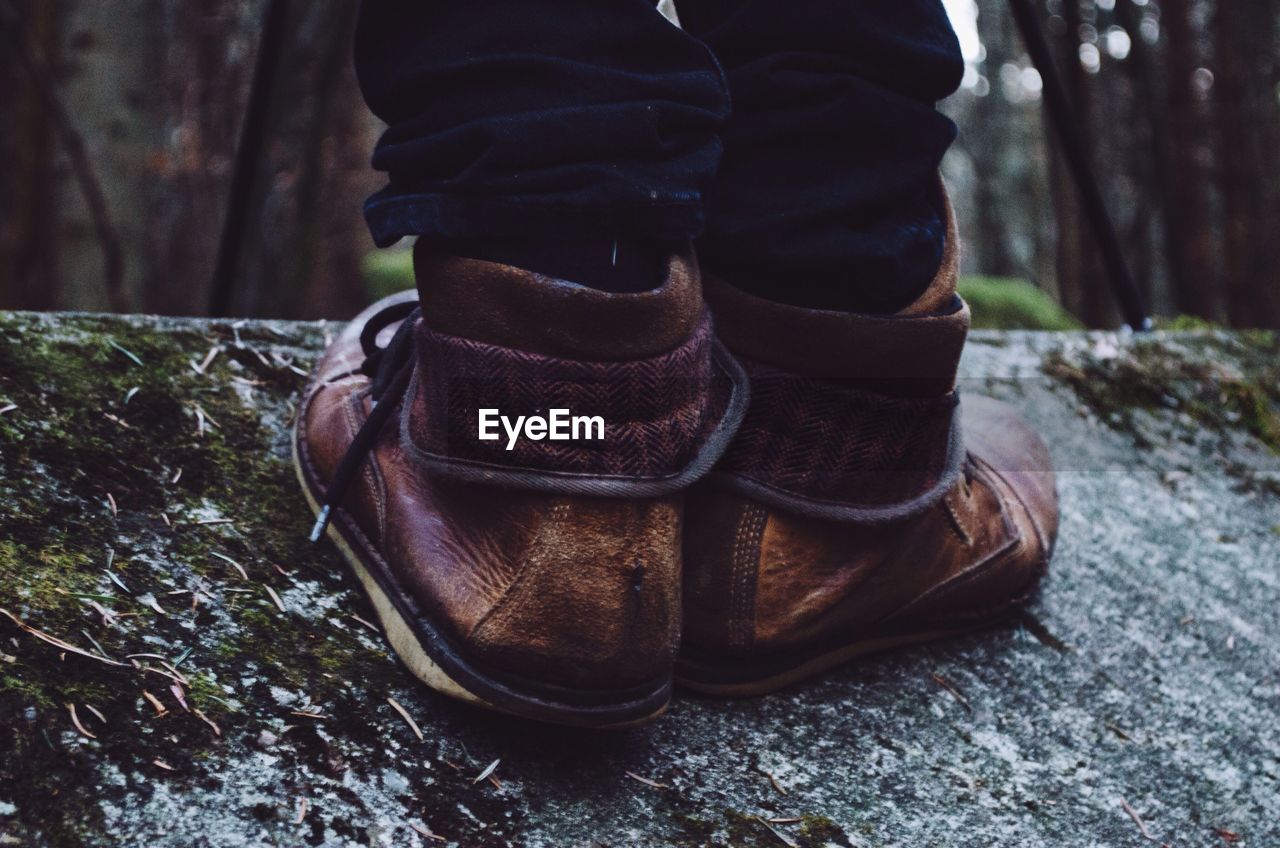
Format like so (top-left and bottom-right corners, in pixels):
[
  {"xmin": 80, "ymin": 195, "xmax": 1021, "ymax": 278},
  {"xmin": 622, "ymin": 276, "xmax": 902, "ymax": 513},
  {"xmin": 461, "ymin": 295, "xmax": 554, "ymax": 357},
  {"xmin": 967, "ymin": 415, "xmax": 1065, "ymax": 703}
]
[{"xmin": 0, "ymin": 312, "xmax": 1277, "ymax": 848}]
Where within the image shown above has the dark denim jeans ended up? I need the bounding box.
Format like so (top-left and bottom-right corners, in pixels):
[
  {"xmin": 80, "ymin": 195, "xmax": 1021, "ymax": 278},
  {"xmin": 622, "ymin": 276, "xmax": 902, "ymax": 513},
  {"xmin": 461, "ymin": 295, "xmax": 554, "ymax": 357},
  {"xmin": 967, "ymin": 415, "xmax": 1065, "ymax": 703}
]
[{"xmin": 354, "ymin": 0, "xmax": 962, "ymax": 312}]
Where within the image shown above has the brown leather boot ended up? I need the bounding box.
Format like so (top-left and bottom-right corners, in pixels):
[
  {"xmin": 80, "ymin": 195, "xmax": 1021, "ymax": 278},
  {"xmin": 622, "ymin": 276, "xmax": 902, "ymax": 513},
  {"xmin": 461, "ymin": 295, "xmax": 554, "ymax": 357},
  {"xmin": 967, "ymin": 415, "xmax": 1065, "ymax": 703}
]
[
  {"xmin": 679, "ymin": 208, "xmax": 1059, "ymax": 696},
  {"xmin": 294, "ymin": 248, "xmax": 747, "ymax": 726}
]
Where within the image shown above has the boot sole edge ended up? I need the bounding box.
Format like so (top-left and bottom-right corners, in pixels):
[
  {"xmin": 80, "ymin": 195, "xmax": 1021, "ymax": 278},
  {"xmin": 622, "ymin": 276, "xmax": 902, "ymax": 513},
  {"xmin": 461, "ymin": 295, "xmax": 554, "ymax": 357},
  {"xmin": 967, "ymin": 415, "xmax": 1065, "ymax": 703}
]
[
  {"xmin": 674, "ymin": 573, "xmax": 1047, "ymax": 698},
  {"xmin": 292, "ymin": 421, "xmax": 671, "ymax": 729}
]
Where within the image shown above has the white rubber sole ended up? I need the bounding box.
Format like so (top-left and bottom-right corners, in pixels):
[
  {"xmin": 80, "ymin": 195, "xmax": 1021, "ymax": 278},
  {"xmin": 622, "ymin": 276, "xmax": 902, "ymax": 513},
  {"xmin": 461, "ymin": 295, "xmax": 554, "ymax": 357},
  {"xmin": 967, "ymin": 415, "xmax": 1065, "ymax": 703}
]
[{"xmin": 293, "ymin": 442, "xmax": 497, "ymax": 710}]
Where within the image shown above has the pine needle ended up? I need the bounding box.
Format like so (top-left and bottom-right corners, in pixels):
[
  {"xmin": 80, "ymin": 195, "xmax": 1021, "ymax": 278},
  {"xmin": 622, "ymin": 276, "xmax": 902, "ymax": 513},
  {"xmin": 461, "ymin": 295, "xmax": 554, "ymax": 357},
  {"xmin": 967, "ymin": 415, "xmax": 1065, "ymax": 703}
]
[
  {"xmin": 0, "ymin": 609, "xmax": 127, "ymax": 667},
  {"xmin": 624, "ymin": 771, "xmax": 669, "ymax": 789},
  {"xmin": 1121, "ymin": 798, "xmax": 1156, "ymax": 841},
  {"xmin": 348, "ymin": 614, "xmax": 380, "ymax": 634},
  {"xmin": 386, "ymin": 696, "xmax": 423, "ymax": 741},
  {"xmin": 107, "ymin": 339, "xmax": 143, "ymax": 366},
  {"xmin": 756, "ymin": 816, "xmax": 799, "ymax": 847},
  {"xmin": 210, "ymin": 552, "xmax": 248, "ymax": 579},
  {"xmin": 409, "ymin": 823, "xmax": 446, "ymax": 842},
  {"xmin": 193, "ymin": 708, "xmax": 221, "ymax": 736},
  {"xmin": 472, "ymin": 759, "xmax": 500, "ymax": 785},
  {"xmin": 142, "ymin": 690, "xmax": 168, "ymax": 716},
  {"xmin": 931, "ymin": 672, "xmax": 973, "ymax": 711},
  {"xmin": 68, "ymin": 703, "xmax": 97, "ymax": 739},
  {"xmin": 264, "ymin": 586, "xmax": 286, "ymax": 613}
]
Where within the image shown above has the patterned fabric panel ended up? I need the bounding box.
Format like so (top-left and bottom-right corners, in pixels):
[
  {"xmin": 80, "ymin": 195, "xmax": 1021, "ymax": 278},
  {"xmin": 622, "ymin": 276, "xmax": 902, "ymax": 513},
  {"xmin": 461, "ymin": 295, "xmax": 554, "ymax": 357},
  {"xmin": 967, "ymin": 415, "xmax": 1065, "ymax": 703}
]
[{"xmin": 408, "ymin": 312, "xmax": 733, "ymax": 481}]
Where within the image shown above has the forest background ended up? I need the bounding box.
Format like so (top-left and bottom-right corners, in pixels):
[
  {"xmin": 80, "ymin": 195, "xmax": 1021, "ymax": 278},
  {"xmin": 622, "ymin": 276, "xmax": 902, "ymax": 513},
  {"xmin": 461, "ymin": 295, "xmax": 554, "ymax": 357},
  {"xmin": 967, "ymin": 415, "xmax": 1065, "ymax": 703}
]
[{"xmin": 1, "ymin": 0, "xmax": 1277, "ymax": 329}]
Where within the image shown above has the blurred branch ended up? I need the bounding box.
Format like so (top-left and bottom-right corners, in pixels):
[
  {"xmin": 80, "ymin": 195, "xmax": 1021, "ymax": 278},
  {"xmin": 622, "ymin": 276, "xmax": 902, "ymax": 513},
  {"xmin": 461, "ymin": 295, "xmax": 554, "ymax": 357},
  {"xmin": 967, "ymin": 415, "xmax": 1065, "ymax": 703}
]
[
  {"xmin": 4, "ymin": 0, "xmax": 127, "ymax": 312},
  {"xmin": 208, "ymin": 0, "xmax": 293, "ymax": 317},
  {"xmin": 1008, "ymin": 0, "xmax": 1148, "ymax": 330}
]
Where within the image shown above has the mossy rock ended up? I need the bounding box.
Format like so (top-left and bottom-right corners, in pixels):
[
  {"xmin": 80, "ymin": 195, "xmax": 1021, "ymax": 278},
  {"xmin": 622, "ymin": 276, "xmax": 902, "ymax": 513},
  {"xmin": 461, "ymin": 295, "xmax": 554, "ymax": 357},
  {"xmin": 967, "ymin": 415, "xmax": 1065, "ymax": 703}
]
[{"xmin": 2, "ymin": 312, "xmax": 1279, "ymax": 847}]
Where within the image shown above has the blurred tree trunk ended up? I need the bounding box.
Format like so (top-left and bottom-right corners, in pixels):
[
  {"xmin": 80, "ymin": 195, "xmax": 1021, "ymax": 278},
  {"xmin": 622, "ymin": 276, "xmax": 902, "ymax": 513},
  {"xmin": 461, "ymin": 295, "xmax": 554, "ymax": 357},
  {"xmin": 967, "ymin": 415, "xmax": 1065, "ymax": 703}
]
[
  {"xmin": 1157, "ymin": 0, "xmax": 1219, "ymax": 320},
  {"xmin": 141, "ymin": 0, "xmax": 266, "ymax": 315},
  {"xmin": 1, "ymin": 0, "xmax": 376, "ymax": 318},
  {"xmin": 1046, "ymin": 0, "xmax": 1114, "ymax": 327},
  {"xmin": 1214, "ymin": 0, "xmax": 1280, "ymax": 328},
  {"xmin": 0, "ymin": 1, "xmax": 61, "ymax": 311},
  {"xmin": 223, "ymin": 0, "xmax": 376, "ymax": 320},
  {"xmin": 970, "ymin": 0, "xmax": 1019, "ymax": 279},
  {"xmin": 1111, "ymin": 0, "xmax": 1163, "ymax": 314}
]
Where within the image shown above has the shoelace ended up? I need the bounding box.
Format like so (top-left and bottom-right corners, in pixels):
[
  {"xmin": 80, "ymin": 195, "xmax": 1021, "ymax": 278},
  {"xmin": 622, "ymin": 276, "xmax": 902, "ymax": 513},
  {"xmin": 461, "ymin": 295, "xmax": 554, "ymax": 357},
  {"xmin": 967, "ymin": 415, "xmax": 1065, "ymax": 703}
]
[{"xmin": 309, "ymin": 301, "xmax": 421, "ymax": 543}]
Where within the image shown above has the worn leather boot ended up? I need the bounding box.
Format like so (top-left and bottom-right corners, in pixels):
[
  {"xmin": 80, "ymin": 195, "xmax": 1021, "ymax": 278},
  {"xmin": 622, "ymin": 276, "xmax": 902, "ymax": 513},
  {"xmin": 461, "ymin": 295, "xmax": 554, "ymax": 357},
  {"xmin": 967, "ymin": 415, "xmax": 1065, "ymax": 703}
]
[
  {"xmin": 294, "ymin": 247, "xmax": 747, "ymax": 726},
  {"xmin": 680, "ymin": 206, "xmax": 1059, "ymax": 695}
]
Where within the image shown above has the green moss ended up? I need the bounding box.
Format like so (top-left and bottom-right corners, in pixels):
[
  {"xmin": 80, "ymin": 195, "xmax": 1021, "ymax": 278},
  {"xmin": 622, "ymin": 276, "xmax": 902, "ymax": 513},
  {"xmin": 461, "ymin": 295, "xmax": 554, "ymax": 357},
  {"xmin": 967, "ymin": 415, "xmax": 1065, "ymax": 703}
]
[
  {"xmin": 1043, "ymin": 335, "xmax": 1280, "ymax": 453},
  {"xmin": 0, "ymin": 312, "xmax": 427, "ymax": 843},
  {"xmin": 797, "ymin": 813, "xmax": 852, "ymax": 844},
  {"xmin": 722, "ymin": 809, "xmax": 774, "ymax": 847},
  {"xmin": 362, "ymin": 247, "xmax": 415, "ymax": 303},
  {"xmin": 1153, "ymin": 314, "xmax": 1223, "ymax": 331},
  {"xmin": 958, "ymin": 276, "xmax": 1084, "ymax": 331}
]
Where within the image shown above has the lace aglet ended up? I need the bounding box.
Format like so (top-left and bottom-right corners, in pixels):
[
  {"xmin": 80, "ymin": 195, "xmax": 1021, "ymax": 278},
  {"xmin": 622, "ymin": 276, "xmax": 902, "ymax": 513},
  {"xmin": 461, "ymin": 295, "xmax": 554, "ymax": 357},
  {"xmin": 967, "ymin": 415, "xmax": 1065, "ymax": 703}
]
[{"xmin": 309, "ymin": 505, "xmax": 332, "ymax": 544}]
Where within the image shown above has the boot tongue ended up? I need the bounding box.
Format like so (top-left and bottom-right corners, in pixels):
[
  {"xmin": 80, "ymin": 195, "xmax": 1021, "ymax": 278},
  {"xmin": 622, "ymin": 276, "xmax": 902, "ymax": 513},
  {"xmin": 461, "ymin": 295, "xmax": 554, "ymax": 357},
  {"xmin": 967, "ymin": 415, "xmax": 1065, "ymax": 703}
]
[{"xmin": 413, "ymin": 243, "xmax": 703, "ymax": 361}]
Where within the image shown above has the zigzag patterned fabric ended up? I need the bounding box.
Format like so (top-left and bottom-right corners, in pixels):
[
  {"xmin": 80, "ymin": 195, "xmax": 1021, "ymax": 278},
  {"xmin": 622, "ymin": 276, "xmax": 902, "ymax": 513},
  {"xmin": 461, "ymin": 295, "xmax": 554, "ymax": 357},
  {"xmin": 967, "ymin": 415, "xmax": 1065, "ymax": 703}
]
[
  {"xmin": 716, "ymin": 359, "xmax": 958, "ymax": 508},
  {"xmin": 408, "ymin": 312, "xmax": 732, "ymax": 480}
]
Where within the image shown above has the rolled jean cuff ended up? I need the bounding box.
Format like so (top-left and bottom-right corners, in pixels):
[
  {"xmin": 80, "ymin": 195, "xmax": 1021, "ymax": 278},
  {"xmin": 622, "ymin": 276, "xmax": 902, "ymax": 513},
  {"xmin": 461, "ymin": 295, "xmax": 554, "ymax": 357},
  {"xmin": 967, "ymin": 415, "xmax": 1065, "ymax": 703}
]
[{"xmin": 364, "ymin": 189, "xmax": 706, "ymax": 247}]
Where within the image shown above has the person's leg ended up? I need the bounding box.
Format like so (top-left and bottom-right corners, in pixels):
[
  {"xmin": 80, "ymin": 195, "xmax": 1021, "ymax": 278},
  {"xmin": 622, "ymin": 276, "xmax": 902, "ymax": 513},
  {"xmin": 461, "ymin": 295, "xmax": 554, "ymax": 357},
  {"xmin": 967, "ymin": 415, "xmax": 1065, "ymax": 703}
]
[
  {"xmin": 670, "ymin": 2, "xmax": 1059, "ymax": 694},
  {"xmin": 354, "ymin": 0, "xmax": 730, "ymax": 291},
  {"xmin": 676, "ymin": 0, "xmax": 963, "ymax": 312},
  {"xmin": 298, "ymin": 1, "xmax": 750, "ymax": 726}
]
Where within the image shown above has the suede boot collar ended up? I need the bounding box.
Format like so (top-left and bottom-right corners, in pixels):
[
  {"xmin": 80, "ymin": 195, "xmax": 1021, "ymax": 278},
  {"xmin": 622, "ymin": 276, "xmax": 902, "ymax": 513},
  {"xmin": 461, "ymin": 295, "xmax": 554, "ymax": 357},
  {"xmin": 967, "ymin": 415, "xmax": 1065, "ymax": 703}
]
[
  {"xmin": 414, "ymin": 242, "xmax": 703, "ymax": 361},
  {"xmin": 703, "ymin": 188, "xmax": 968, "ymax": 521},
  {"xmin": 402, "ymin": 248, "xmax": 749, "ymax": 497}
]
